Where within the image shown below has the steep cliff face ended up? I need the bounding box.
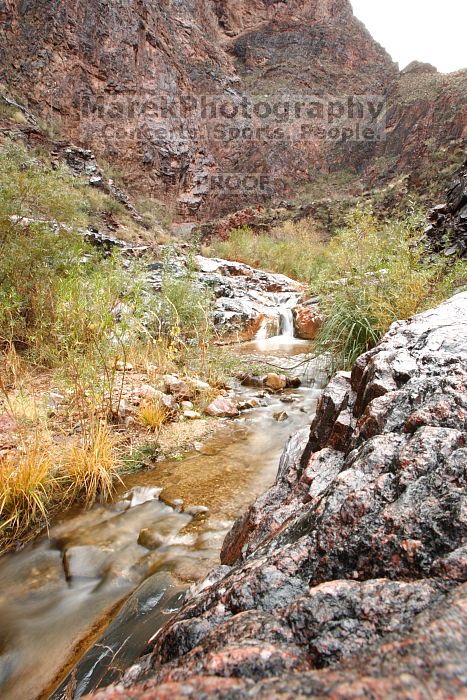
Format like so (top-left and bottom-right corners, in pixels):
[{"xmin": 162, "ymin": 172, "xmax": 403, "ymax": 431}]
[
  {"xmin": 0, "ymin": 1, "xmax": 465, "ymax": 218},
  {"xmin": 0, "ymin": 0, "xmax": 231, "ymax": 208}
]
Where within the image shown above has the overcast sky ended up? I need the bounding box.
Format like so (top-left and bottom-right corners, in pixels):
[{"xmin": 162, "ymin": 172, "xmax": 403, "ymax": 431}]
[{"xmin": 350, "ymin": 0, "xmax": 467, "ymax": 73}]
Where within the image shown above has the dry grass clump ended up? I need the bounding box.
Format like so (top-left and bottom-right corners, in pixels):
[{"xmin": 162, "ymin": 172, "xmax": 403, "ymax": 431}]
[
  {"xmin": 62, "ymin": 423, "xmax": 122, "ymax": 507},
  {"xmin": 0, "ymin": 443, "xmax": 55, "ymax": 546},
  {"xmin": 0, "ymin": 422, "xmax": 123, "ymax": 550},
  {"xmin": 136, "ymin": 399, "xmax": 169, "ymax": 432}
]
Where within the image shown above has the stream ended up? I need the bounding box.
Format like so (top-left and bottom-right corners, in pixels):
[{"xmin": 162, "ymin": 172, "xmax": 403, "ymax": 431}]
[{"xmin": 0, "ymin": 331, "xmax": 325, "ymax": 700}]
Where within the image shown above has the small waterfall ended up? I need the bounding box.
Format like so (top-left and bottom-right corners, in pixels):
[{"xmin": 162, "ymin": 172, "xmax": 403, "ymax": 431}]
[
  {"xmin": 254, "ymin": 294, "xmax": 298, "ymax": 341},
  {"xmin": 279, "ymin": 307, "xmax": 295, "ymax": 338}
]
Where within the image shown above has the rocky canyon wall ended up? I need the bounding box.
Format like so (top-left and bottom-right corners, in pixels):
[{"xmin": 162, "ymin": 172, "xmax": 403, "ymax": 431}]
[{"xmin": 2, "ymin": 0, "xmax": 464, "ymax": 218}]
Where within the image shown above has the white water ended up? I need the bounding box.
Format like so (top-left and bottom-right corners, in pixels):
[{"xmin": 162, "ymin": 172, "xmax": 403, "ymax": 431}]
[
  {"xmin": 255, "ymin": 297, "xmax": 297, "ymax": 342},
  {"xmin": 279, "ymin": 307, "xmax": 294, "ymax": 338}
]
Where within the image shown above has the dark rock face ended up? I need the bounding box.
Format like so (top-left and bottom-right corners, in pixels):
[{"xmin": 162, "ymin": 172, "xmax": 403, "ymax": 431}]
[
  {"xmin": 86, "ymin": 293, "xmax": 467, "ymax": 698},
  {"xmin": 425, "ymin": 159, "xmax": 467, "ymax": 258}
]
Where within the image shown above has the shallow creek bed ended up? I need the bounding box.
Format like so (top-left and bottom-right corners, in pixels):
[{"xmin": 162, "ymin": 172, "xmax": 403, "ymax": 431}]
[{"xmin": 0, "ymin": 337, "xmax": 325, "ymax": 700}]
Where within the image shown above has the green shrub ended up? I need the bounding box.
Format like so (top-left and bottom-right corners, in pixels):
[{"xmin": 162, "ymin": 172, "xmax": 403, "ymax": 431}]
[
  {"xmin": 0, "ymin": 142, "xmax": 148, "ymax": 376},
  {"xmin": 154, "ymin": 255, "xmax": 213, "ymax": 342},
  {"xmin": 314, "ymin": 207, "xmax": 467, "ymax": 369},
  {"xmin": 0, "ymin": 140, "xmax": 87, "ymax": 226}
]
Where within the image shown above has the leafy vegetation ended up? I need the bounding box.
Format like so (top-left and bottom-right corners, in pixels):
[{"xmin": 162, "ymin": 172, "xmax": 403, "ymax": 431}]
[
  {"xmin": 313, "ymin": 207, "xmax": 466, "ymax": 369},
  {"xmin": 0, "ymin": 141, "xmax": 227, "ymax": 550}
]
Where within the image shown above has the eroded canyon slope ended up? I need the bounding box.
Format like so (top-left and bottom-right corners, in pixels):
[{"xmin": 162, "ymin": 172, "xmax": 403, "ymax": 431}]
[{"xmin": 1, "ymin": 0, "xmax": 465, "ymax": 217}]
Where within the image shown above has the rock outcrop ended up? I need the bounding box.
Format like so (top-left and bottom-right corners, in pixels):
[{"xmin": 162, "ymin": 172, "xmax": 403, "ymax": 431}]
[
  {"xmin": 86, "ymin": 293, "xmax": 467, "ymax": 698},
  {"xmin": 425, "ymin": 158, "xmax": 467, "ymax": 258},
  {"xmin": 292, "ymin": 301, "xmax": 322, "ymax": 340},
  {"xmin": 147, "ymin": 252, "xmax": 304, "ymax": 341}
]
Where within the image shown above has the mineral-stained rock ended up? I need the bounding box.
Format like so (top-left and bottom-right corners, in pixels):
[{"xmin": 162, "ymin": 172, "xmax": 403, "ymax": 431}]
[
  {"xmin": 1, "ymin": 1, "xmax": 465, "ymax": 219},
  {"xmin": 86, "ymin": 292, "xmax": 467, "ymax": 699},
  {"xmin": 0, "ymin": 0, "xmax": 397, "ymax": 217},
  {"xmin": 426, "ymin": 158, "xmax": 467, "ymax": 258},
  {"xmin": 293, "ymin": 303, "xmax": 323, "ymax": 340}
]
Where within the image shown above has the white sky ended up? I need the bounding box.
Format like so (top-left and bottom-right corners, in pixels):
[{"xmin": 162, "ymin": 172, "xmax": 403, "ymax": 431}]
[{"xmin": 350, "ymin": 0, "xmax": 467, "ymax": 73}]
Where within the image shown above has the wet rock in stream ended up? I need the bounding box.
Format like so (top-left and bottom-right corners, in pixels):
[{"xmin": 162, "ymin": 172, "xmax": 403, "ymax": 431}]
[{"xmin": 87, "ymin": 292, "xmax": 467, "ymax": 700}]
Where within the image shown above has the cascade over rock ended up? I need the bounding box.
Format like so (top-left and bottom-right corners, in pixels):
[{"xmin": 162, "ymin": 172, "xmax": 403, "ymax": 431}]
[{"xmin": 86, "ymin": 292, "xmax": 467, "ymax": 699}]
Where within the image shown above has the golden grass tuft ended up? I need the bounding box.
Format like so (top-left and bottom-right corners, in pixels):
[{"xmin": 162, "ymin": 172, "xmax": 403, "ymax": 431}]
[
  {"xmin": 63, "ymin": 423, "xmax": 122, "ymax": 506},
  {"xmin": 136, "ymin": 399, "xmax": 168, "ymax": 432},
  {"xmin": 0, "ymin": 444, "xmax": 55, "ymax": 544}
]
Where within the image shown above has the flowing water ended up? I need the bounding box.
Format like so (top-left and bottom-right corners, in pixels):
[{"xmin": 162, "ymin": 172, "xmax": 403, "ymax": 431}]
[
  {"xmin": 0, "ymin": 327, "xmax": 325, "ymax": 700},
  {"xmin": 279, "ymin": 307, "xmax": 295, "ymax": 338}
]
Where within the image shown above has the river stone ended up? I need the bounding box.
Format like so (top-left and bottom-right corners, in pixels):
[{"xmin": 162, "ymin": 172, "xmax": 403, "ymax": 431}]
[
  {"xmin": 293, "ymin": 303, "xmax": 323, "ymax": 340},
  {"xmin": 163, "ymin": 375, "xmax": 193, "ymax": 401},
  {"xmin": 183, "ymin": 410, "xmax": 202, "ymax": 420},
  {"xmin": 264, "ymin": 373, "xmax": 287, "ymax": 390},
  {"xmin": 205, "ymin": 397, "xmax": 239, "ymax": 418},
  {"xmin": 131, "ymin": 384, "xmax": 161, "ymax": 403},
  {"xmin": 63, "ymin": 545, "xmax": 111, "ymax": 580},
  {"xmin": 190, "ymin": 379, "xmax": 211, "ymax": 392},
  {"xmin": 160, "ymin": 393, "xmax": 178, "ymax": 413},
  {"xmin": 273, "ymin": 411, "xmax": 289, "ymax": 422},
  {"xmin": 137, "ymin": 529, "xmax": 165, "ymax": 550}
]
